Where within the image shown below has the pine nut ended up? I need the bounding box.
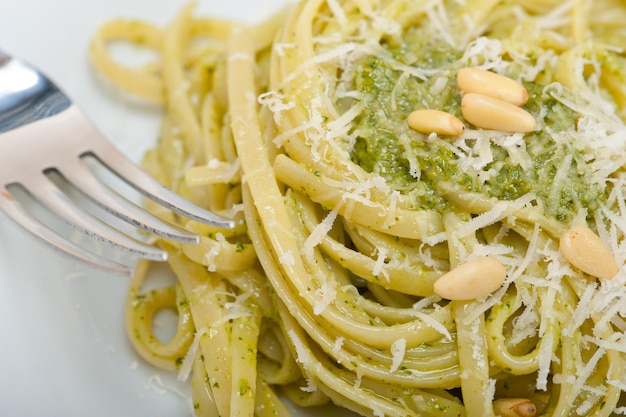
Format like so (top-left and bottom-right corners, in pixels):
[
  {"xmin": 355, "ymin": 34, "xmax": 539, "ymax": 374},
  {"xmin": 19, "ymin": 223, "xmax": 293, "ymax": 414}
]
[
  {"xmin": 457, "ymin": 67, "xmax": 529, "ymax": 106},
  {"xmin": 408, "ymin": 109, "xmax": 465, "ymax": 136},
  {"xmin": 461, "ymin": 93, "xmax": 536, "ymax": 133},
  {"xmin": 433, "ymin": 256, "xmax": 506, "ymax": 300},
  {"xmin": 493, "ymin": 398, "xmax": 538, "ymax": 417},
  {"xmin": 559, "ymin": 224, "xmax": 619, "ymax": 280}
]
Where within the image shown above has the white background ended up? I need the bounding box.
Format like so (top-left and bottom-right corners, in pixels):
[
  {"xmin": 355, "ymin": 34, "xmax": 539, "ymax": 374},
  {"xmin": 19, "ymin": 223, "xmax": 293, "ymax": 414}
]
[{"xmin": 0, "ymin": 1, "xmax": 346, "ymax": 416}]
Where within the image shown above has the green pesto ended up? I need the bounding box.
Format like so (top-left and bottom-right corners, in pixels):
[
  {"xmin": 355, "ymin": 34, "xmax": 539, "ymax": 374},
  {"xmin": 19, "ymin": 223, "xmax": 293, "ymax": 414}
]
[
  {"xmin": 348, "ymin": 35, "xmax": 606, "ymax": 224},
  {"xmin": 238, "ymin": 379, "xmax": 251, "ymax": 396},
  {"xmin": 477, "ymin": 83, "xmax": 603, "ymax": 222}
]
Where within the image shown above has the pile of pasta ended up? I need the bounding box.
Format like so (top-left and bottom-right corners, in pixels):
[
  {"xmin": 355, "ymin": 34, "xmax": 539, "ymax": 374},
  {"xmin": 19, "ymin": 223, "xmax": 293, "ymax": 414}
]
[{"xmin": 90, "ymin": 0, "xmax": 626, "ymax": 416}]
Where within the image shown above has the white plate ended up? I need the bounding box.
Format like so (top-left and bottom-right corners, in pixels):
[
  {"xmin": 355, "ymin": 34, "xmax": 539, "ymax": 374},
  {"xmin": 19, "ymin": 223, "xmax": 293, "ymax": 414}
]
[{"xmin": 0, "ymin": 1, "xmax": 344, "ymax": 416}]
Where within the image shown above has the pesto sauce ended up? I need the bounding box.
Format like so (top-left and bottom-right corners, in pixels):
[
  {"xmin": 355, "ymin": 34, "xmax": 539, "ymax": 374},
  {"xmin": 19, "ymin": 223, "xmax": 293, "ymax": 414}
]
[
  {"xmin": 476, "ymin": 85, "xmax": 603, "ymax": 222},
  {"xmin": 348, "ymin": 36, "xmax": 605, "ymax": 224},
  {"xmin": 351, "ymin": 47, "xmax": 464, "ymax": 212}
]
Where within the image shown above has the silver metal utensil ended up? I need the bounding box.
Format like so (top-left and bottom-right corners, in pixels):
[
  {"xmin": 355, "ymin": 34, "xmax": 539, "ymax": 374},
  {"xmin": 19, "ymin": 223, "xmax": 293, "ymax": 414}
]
[{"xmin": 0, "ymin": 49, "xmax": 234, "ymax": 274}]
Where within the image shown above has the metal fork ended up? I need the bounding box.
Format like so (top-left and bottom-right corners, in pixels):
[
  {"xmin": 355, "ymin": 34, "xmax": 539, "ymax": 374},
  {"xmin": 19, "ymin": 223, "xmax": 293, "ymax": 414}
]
[{"xmin": 0, "ymin": 49, "xmax": 234, "ymax": 274}]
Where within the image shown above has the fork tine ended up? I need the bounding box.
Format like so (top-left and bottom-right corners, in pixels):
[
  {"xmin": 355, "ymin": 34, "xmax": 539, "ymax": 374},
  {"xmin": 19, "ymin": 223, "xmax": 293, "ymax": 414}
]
[
  {"xmin": 20, "ymin": 173, "xmax": 168, "ymax": 262},
  {"xmin": 0, "ymin": 188, "xmax": 131, "ymax": 274},
  {"xmin": 55, "ymin": 157, "xmax": 200, "ymax": 244},
  {"xmin": 87, "ymin": 140, "xmax": 235, "ymax": 229}
]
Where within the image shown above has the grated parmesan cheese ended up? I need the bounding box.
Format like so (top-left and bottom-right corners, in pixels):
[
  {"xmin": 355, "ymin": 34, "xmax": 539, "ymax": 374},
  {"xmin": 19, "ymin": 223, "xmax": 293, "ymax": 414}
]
[
  {"xmin": 177, "ymin": 328, "xmax": 208, "ymax": 382},
  {"xmin": 313, "ymin": 282, "xmax": 337, "ymax": 315},
  {"xmin": 332, "ymin": 336, "xmax": 345, "ymax": 358},
  {"xmin": 302, "ymin": 207, "xmax": 339, "ymax": 263},
  {"xmin": 389, "ymin": 338, "xmax": 406, "ymax": 373},
  {"xmin": 287, "ymin": 329, "xmax": 313, "ymax": 367},
  {"xmin": 536, "ymin": 331, "xmax": 554, "ymax": 391},
  {"xmin": 371, "ymin": 246, "xmax": 388, "ymax": 280},
  {"xmin": 258, "ymin": 90, "xmax": 295, "ymax": 125},
  {"xmin": 278, "ymin": 250, "xmax": 296, "ymax": 267}
]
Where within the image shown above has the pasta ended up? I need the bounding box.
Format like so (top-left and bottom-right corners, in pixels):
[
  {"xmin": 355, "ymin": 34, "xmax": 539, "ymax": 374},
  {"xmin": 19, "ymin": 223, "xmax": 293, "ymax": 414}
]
[{"xmin": 90, "ymin": 0, "xmax": 626, "ymax": 416}]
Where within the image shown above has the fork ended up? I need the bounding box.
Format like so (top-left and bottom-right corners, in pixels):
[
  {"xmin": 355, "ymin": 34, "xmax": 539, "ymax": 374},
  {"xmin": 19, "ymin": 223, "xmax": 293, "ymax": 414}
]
[{"xmin": 0, "ymin": 49, "xmax": 234, "ymax": 274}]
